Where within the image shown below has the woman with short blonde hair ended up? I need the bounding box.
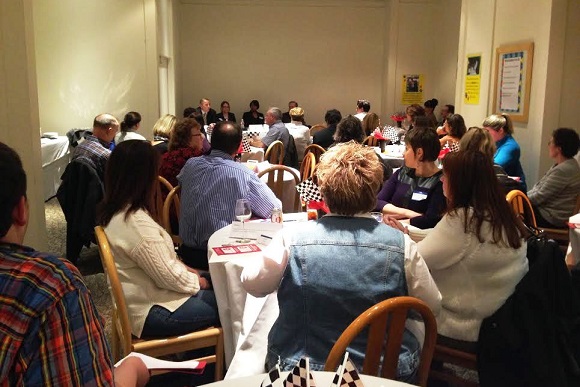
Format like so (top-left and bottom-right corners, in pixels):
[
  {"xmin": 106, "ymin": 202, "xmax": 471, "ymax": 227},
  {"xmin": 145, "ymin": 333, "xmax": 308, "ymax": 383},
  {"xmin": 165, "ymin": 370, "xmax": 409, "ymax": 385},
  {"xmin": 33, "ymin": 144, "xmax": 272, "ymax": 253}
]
[{"xmin": 152, "ymin": 114, "xmax": 177, "ymax": 154}]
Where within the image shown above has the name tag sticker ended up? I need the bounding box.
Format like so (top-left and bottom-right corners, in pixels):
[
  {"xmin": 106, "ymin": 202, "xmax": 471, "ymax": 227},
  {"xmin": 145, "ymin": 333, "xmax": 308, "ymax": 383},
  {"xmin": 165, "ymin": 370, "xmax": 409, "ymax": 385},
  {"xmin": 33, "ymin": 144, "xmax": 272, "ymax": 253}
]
[{"xmin": 411, "ymin": 190, "xmax": 428, "ymax": 201}]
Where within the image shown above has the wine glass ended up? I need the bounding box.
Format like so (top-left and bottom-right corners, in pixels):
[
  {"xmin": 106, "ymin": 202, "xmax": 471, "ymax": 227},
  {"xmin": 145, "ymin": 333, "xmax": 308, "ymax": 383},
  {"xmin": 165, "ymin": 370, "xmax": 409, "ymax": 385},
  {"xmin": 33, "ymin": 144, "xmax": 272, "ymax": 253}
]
[{"xmin": 235, "ymin": 199, "xmax": 252, "ymax": 242}]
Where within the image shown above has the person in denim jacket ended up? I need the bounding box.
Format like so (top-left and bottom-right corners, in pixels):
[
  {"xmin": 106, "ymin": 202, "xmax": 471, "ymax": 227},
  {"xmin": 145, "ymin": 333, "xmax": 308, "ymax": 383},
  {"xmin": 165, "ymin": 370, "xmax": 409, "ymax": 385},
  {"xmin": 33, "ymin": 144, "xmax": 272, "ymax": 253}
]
[{"xmin": 242, "ymin": 142, "xmax": 441, "ymax": 383}]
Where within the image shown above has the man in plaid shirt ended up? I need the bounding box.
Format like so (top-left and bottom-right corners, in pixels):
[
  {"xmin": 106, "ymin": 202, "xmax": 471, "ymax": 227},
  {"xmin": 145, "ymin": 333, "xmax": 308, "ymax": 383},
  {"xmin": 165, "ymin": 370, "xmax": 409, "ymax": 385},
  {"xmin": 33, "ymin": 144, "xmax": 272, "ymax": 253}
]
[{"xmin": 0, "ymin": 143, "xmax": 148, "ymax": 386}]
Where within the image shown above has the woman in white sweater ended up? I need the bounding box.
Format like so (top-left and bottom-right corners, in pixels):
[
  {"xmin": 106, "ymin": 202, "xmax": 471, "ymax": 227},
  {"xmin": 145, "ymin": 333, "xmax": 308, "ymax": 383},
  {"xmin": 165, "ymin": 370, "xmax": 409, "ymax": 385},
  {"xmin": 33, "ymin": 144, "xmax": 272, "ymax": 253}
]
[
  {"xmin": 386, "ymin": 150, "xmax": 528, "ymax": 348},
  {"xmin": 98, "ymin": 140, "xmax": 218, "ymax": 338}
]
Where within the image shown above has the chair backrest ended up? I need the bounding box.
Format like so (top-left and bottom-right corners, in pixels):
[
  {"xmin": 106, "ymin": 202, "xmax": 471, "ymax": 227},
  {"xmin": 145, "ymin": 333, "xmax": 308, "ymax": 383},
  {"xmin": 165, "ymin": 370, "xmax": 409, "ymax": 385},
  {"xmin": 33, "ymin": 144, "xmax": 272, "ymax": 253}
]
[
  {"xmin": 300, "ymin": 151, "xmax": 317, "ymax": 182},
  {"xmin": 265, "ymin": 140, "xmax": 285, "ymax": 165},
  {"xmin": 506, "ymin": 189, "xmax": 537, "ymax": 228},
  {"xmin": 257, "ymin": 165, "xmax": 301, "ymax": 212},
  {"xmin": 303, "ymin": 144, "xmax": 326, "ymax": 163},
  {"xmin": 162, "ymin": 185, "xmax": 182, "ymax": 245},
  {"xmin": 324, "ymin": 296, "xmax": 437, "ymax": 387},
  {"xmin": 158, "ymin": 175, "xmax": 173, "ymax": 193},
  {"xmin": 309, "ymin": 123, "xmax": 326, "ymax": 136},
  {"xmin": 363, "ymin": 135, "xmax": 378, "ymax": 147},
  {"xmin": 94, "ymin": 226, "xmax": 133, "ymax": 357}
]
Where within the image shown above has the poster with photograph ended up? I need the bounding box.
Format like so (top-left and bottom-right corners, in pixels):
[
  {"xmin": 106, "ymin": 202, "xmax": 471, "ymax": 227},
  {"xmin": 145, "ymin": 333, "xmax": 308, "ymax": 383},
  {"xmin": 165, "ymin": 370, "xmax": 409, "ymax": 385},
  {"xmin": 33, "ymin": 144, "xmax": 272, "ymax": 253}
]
[
  {"xmin": 401, "ymin": 74, "xmax": 423, "ymax": 105},
  {"xmin": 464, "ymin": 54, "xmax": 481, "ymax": 104}
]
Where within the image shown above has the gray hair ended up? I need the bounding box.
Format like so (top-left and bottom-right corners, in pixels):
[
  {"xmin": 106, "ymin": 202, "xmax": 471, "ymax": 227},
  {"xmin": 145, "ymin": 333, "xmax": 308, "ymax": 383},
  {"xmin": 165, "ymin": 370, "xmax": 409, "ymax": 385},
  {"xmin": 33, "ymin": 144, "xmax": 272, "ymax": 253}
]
[{"xmin": 268, "ymin": 107, "xmax": 283, "ymax": 121}]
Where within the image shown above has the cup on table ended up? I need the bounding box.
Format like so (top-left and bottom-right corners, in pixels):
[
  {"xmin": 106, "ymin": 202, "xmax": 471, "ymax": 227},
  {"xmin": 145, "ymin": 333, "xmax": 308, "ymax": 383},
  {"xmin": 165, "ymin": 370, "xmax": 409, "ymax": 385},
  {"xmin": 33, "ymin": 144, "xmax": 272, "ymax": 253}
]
[{"xmin": 307, "ymin": 208, "xmax": 318, "ymax": 221}]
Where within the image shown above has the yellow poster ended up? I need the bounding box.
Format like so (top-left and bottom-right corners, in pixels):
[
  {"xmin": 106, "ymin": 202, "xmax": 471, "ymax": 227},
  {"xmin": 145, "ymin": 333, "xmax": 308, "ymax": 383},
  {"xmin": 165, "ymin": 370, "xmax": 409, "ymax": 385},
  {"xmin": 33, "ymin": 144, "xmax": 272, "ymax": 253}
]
[
  {"xmin": 464, "ymin": 54, "xmax": 481, "ymax": 104},
  {"xmin": 401, "ymin": 74, "xmax": 423, "ymax": 105}
]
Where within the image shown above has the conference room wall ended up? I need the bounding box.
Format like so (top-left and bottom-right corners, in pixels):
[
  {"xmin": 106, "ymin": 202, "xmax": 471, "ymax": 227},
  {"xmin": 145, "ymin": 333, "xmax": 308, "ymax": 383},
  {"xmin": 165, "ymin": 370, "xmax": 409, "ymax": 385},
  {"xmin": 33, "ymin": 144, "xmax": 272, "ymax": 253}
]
[
  {"xmin": 32, "ymin": 0, "xmax": 159, "ymax": 139},
  {"xmin": 177, "ymin": 0, "xmax": 461, "ymax": 125}
]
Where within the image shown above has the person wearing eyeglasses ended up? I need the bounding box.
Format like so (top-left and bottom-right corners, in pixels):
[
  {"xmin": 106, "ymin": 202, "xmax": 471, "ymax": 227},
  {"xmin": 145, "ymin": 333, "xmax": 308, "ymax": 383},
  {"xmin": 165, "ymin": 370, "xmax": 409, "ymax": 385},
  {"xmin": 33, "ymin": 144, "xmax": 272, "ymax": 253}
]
[
  {"xmin": 354, "ymin": 99, "xmax": 371, "ymax": 121},
  {"xmin": 482, "ymin": 114, "xmax": 526, "ymax": 191},
  {"xmin": 216, "ymin": 100, "xmax": 236, "ymax": 123}
]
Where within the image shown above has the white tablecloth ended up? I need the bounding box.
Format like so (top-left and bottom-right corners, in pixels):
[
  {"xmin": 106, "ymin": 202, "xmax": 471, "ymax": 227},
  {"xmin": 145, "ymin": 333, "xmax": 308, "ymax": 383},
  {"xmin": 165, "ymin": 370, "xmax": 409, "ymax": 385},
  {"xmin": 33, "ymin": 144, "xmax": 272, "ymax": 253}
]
[
  {"xmin": 241, "ymin": 146, "xmax": 264, "ymax": 162},
  {"xmin": 201, "ymin": 370, "xmax": 412, "ymax": 387},
  {"xmin": 41, "ymin": 136, "xmax": 70, "ymax": 200},
  {"xmin": 207, "ymin": 214, "xmax": 308, "ymax": 378},
  {"xmin": 375, "ymin": 145, "xmax": 405, "ymax": 169}
]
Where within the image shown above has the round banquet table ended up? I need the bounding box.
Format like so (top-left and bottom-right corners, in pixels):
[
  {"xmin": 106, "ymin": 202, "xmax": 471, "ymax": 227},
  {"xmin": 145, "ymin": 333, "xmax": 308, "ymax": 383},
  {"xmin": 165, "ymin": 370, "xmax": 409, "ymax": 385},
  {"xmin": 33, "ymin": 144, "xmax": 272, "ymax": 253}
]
[
  {"xmin": 200, "ymin": 371, "xmax": 413, "ymax": 386},
  {"xmin": 374, "ymin": 145, "xmax": 405, "ymax": 169}
]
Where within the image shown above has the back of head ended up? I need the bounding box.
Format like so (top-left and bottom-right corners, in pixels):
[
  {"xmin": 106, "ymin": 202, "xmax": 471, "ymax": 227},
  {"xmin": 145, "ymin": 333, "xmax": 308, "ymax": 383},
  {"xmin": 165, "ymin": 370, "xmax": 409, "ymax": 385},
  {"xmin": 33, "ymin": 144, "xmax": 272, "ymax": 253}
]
[
  {"xmin": 446, "ymin": 114, "xmax": 467, "ymax": 138},
  {"xmin": 289, "ymin": 107, "xmax": 305, "ymax": 122},
  {"xmin": 316, "ymin": 142, "xmax": 382, "ymax": 215},
  {"xmin": 169, "ymin": 118, "xmax": 201, "ymax": 152},
  {"xmin": 442, "ymin": 150, "xmax": 521, "ymax": 248},
  {"xmin": 325, "ymin": 109, "xmax": 342, "ymax": 126},
  {"xmin": 334, "ymin": 115, "xmax": 365, "ymax": 144},
  {"xmin": 552, "ymin": 127, "xmax": 580, "ymax": 158},
  {"xmin": 357, "ymin": 99, "xmax": 371, "ymax": 112},
  {"xmin": 98, "ymin": 140, "xmax": 160, "ymax": 226},
  {"xmin": 459, "ymin": 127, "xmax": 496, "ymax": 161},
  {"xmin": 482, "ymin": 113, "xmax": 513, "ymax": 135},
  {"xmin": 414, "ymin": 116, "xmax": 433, "ymax": 129},
  {"xmin": 211, "ymin": 121, "xmax": 242, "ymax": 155},
  {"xmin": 446, "ymin": 104, "xmax": 455, "ymax": 114},
  {"xmin": 0, "ymin": 143, "xmax": 26, "ymax": 238},
  {"xmin": 183, "ymin": 107, "xmax": 196, "ymax": 118},
  {"xmin": 424, "ymin": 98, "xmax": 439, "ymax": 109},
  {"xmin": 405, "ymin": 126, "xmax": 441, "ymax": 162},
  {"xmin": 362, "ymin": 113, "xmax": 380, "ymax": 135},
  {"xmin": 406, "ymin": 104, "xmax": 426, "ymax": 120},
  {"xmin": 93, "ymin": 113, "xmax": 119, "ymax": 132},
  {"xmin": 153, "ymin": 114, "xmax": 177, "ymax": 139},
  {"xmin": 121, "ymin": 111, "xmax": 141, "ymax": 132}
]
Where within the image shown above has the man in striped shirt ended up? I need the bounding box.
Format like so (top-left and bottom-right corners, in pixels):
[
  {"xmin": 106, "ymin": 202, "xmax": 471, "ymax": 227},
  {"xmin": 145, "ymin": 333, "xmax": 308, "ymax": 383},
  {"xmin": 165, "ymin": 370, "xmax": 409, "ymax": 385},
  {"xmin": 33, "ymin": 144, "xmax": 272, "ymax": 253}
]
[
  {"xmin": 0, "ymin": 142, "xmax": 148, "ymax": 386},
  {"xmin": 178, "ymin": 121, "xmax": 281, "ymax": 269}
]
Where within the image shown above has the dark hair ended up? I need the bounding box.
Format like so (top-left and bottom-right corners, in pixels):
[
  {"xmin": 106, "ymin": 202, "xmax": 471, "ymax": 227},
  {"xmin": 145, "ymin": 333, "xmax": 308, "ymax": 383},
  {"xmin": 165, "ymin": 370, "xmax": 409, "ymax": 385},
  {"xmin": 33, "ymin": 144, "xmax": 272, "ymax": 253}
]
[
  {"xmin": 446, "ymin": 114, "xmax": 467, "ymax": 138},
  {"xmin": 220, "ymin": 100, "xmax": 230, "ymax": 108},
  {"xmin": 414, "ymin": 116, "xmax": 433, "ymax": 129},
  {"xmin": 356, "ymin": 99, "xmax": 371, "ymax": 112},
  {"xmin": 405, "ymin": 126, "xmax": 441, "ymax": 162},
  {"xmin": 445, "ymin": 104, "xmax": 455, "ymax": 114},
  {"xmin": 406, "ymin": 104, "xmax": 426, "ymax": 121},
  {"xmin": 334, "ymin": 115, "xmax": 365, "ymax": 144},
  {"xmin": 552, "ymin": 127, "xmax": 580, "ymax": 158},
  {"xmin": 325, "ymin": 109, "xmax": 342, "ymax": 126},
  {"xmin": 183, "ymin": 107, "xmax": 196, "ymax": 118},
  {"xmin": 169, "ymin": 118, "xmax": 201, "ymax": 152},
  {"xmin": 120, "ymin": 111, "xmax": 141, "ymax": 132},
  {"xmin": 424, "ymin": 98, "xmax": 439, "ymax": 109},
  {"xmin": 443, "ymin": 151, "xmax": 522, "ymax": 248},
  {"xmin": 0, "ymin": 143, "xmax": 27, "ymax": 237},
  {"xmin": 211, "ymin": 121, "xmax": 242, "ymax": 155},
  {"xmin": 250, "ymin": 100, "xmax": 260, "ymax": 109},
  {"xmin": 98, "ymin": 140, "xmax": 161, "ymax": 226},
  {"xmin": 289, "ymin": 100, "xmax": 298, "ymax": 107}
]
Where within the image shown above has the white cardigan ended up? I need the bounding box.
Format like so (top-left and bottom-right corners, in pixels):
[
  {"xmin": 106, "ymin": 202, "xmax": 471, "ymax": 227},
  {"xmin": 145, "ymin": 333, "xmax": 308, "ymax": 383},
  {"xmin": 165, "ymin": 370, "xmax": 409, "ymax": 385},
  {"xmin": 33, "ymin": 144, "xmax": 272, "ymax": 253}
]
[
  {"xmin": 105, "ymin": 209, "xmax": 200, "ymax": 337},
  {"xmin": 417, "ymin": 208, "xmax": 528, "ymax": 342}
]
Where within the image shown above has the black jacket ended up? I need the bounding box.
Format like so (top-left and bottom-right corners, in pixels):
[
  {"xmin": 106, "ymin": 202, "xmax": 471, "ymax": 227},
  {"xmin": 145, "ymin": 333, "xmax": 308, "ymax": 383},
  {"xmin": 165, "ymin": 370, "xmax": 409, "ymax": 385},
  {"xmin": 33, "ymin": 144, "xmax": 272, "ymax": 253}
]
[
  {"xmin": 57, "ymin": 158, "xmax": 104, "ymax": 263},
  {"xmin": 477, "ymin": 236, "xmax": 580, "ymax": 386}
]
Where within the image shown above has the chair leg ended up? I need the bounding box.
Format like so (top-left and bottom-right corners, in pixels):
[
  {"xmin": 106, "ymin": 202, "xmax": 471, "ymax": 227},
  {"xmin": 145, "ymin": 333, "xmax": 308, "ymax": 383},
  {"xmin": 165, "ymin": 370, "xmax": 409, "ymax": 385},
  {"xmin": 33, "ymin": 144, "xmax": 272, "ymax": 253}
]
[
  {"xmin": 111, "ymin": 323, "xmax": 121, "ymax": 362},
  {"xmin": 214, "ymin": 331, "xmax": 225, "ymax": 381}
]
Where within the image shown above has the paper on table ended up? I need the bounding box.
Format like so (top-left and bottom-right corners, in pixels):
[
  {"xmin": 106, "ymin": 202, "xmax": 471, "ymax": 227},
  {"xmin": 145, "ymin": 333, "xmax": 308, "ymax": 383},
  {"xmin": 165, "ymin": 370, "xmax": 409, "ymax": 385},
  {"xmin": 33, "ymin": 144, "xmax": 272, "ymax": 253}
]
[
  {"xmin": 213, "ymin": 244, "xmax": 261, "ymax": 255},
  {"xmin": 230, "ymin": 220, "xmax": 282, "ymax": 239},
  {"xmin": 114, "ymin": 352, "xmax": 206, "ymax": 373}
]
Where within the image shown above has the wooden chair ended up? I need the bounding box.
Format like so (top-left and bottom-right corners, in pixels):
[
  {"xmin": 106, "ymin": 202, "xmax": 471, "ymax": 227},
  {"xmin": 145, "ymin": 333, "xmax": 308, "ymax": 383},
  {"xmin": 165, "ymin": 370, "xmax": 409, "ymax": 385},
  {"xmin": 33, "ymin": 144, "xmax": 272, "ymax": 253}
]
[
  {"xmin": 162, "ymin": 185, "xmax": 182, "ymax": 245},
  {"xmin": 309, "ymin": 123, "xmax": 326, "ymax": 136},
  {"xmin": 257, "ymin": 165, "xmax": 301, "ymax": 212},
  {"xmin": 264, "ymin": 140, "xmax": 284, "ymax": 165},
  {"xmin": 362, "ymin": 135, "xmax": 378, "ymax": 147},
  {"xmin": 158, "ymin": 175, "xmax": 173, "ymax": 193},
  {"xmin": 324, "ymin": 296, "xmax": 437, "ymax": 387},
  {"xmin": 300, "ymin": 151, "xmax": 316, "ymax": 182},
  {"xmin": 506, "ymin": 189, "xmax": 537, "ymax": 228},
  {"xmin": 303, "ymin": 143, "xmax": 326, "ymax": 163},
  {"xmin": 541, "ymin": 194, "xmax": 580, "ymax": 246},
  {"xmin": 429, "ymin": 345, "xmax": 479, "ymax": 387},
  {"xmin": 94, "ymin": 226, "xmax": 224, "ymax": 380}
]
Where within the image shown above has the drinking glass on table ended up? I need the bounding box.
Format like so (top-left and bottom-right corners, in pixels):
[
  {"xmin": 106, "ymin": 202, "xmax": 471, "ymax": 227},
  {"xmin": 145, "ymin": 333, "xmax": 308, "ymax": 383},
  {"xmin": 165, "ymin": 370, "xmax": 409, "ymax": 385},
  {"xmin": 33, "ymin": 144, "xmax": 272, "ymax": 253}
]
[{"xmin": 235, "ymin": 199, "xmax": 252, "ymax": 242}]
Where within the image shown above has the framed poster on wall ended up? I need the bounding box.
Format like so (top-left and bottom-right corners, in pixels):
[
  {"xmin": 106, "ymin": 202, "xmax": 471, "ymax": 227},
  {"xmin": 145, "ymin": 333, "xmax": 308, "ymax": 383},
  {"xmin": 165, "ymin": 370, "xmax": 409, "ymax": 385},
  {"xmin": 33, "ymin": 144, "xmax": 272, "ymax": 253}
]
[{"xmin": 492, "ymin": 42, "xmax": 534, "ymax": 122}]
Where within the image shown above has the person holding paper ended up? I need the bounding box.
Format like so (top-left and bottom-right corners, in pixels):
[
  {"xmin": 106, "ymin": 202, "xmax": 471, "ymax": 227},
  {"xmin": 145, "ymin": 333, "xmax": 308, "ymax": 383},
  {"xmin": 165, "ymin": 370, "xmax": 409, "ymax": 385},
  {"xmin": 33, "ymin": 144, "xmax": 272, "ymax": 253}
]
[
  {"xmin": 241, "ymin": 142, "xmax": 441, "ymax": 383},
  {"xmin": 0, "ymin": 142, "xmax": 149, "ymax": 386},
  {"xmin": 375, "ymin": 126, "xmax": 446, "ymax": 229},
  {"xmin": 99, "ymin": 140, "xmax": 219, "ymax": 339}
]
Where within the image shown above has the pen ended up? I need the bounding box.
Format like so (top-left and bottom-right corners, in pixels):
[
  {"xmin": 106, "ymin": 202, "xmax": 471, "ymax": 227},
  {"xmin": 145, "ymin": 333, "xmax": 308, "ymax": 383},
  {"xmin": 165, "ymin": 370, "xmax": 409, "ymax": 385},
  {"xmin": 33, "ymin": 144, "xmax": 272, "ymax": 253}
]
[{"xmin": 260, "ymin": 234, "xmax": 273, "ymax": 240}]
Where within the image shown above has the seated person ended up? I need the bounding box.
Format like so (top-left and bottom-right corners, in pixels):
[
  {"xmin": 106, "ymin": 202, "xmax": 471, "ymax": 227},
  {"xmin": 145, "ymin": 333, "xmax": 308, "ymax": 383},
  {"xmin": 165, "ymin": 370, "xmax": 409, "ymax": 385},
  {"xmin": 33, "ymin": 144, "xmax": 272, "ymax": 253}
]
[
  {"xmin": 528, "ymin": 127, "xmax": 580, "ymax": 228},
  {"xmin": 241, "ymin": 99, "xmax": 264, "ymax": 128},
  {"xmin": 483, "ymin": 113, "xmax": 527, "ymax": 190},
  {"xmin": 387, "ymin": 150, "xmax": 528, "ymax": 350},
  {"xmin": 159, "ymin": 118, "xmax": 205, "ymax": 188},
  {"xmin": 115, "ymin": 111, "xmax": 146, "ymax": 144},
  {"xmin": 216, "ymin": 100, "xmax": 236, "ymax": 123},
  {"xmin": 178, "ymin": 122, "xmax": 281, "ymax": 269},
  {"xmin": 332, "ymin": 115, "xmax": 392, "ymax": 181},
  {"xmin": 459, "ymin": 126, "xmax": 525, "ymax": 193},
  {"xmin": 285, "ymin": 107, "xmax": 311, "ymax": 162},
  {"xmin": 250, "ymin": 107, "xmax": 290, "ymax": 154},
  {"xmin": 241, "ymin": 142, "xmax": 441, "ymax": 382},
  {"xmin": 376, "ymin": 127, "xmax": 446, "ymax": 229},
  {"xmin": 0, "ymin": 142, "xmax": 148, "ymax": 386},
  {"xmin": 439, "ymin": 114, "xmax": 466, "ymax": 148},
  {"xmin": 313, "ymin": 109, "xmax": 342, "ymax": 149},
  {"xmin": 152, "ymin": 114, "xmax": 177, "ymax": 154},
  {"xmin": 361, "ymin": 112, "xmax": 380, "ymax": 136},
  {"xmin": 99, "ymin": 140, "xmax": 218, "ymax": 339}
]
